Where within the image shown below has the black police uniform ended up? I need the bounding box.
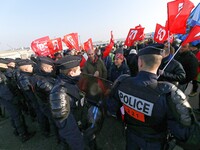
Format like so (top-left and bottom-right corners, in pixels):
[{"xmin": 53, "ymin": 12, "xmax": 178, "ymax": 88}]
[
  {"xmin": 50, "ymin": 55, "xmax": 85, "ymax": 150},
  {"xmin": 33, "ymin": 56, "xmax": 58, "ymax": 138},
  {"xmin": 0, "ymin": 59, "xmax": 33, "ymax": 142},
  {"xmin": 16, "ymin": 59, "xmax": 46, "ymax": 132},
  {"xmin": 111, "ymin": 45, "xmax": 200, "ymax": 150}
]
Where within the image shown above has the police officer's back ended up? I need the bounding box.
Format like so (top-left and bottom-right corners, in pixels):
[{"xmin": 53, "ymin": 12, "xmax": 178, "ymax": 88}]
[{"xmin": 111, "ymin": 45, "xmax": 200, "ymax": 150}]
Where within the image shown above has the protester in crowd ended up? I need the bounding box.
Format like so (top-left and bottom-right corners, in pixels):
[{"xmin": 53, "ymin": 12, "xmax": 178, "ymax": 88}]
[
  {"xmin": 96, "ymin": 47, "xmax": 112, "ymax": 73},
  {"xmin": 108, "ymin": 53, "xmax": 130, "ymax": 82},
  {"xmin": 158, "ymin": 42, "xmax": 186, "ymax": 86},
  {"xmin": 175, "ymin": 43, "xmax": 198, "ymax": 92},
  {"xmin": 53, "ymin": 52, "xmax": 62, "ymax": 61},
  {"xmin": 110, "ymin": 44, "xmax": 200, "ymax": 150},
  {"xmin": 126, "ymin": 48, "xmax": 138, "ymax": 77},
  {"xmin": 82, "ymin": 49, "xmax": 107, "ymax": 79},
  {"xmin": 188, "ymin": 43, "xmax": 200, "ymax": 97}
]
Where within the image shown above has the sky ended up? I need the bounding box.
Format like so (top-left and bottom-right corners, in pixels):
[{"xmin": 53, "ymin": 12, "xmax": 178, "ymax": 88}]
[{"xmin": 0, "ymin": 0, "xmax": 199, "ymax": 51}]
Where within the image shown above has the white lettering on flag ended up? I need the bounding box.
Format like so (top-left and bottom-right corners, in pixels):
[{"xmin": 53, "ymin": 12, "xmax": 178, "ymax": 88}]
[{"xmin": 195, "ymin": 32, "xmax": 200, "ymax": 37}]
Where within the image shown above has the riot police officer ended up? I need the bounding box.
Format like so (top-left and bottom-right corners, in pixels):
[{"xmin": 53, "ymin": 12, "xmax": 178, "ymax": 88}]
[
  {"xmin": 33, "ymin": 56, "xmax": 58, "ymax": 138},
  {"xmin": 16, "ymin": 59, "xmax": 46, "ymax": 133},
  {"xmin": 111, "ymin": 45, "xmax": 200, "ymax": 150},
  {"xmin": 0, "ymin": 58, "xmax": 34, "ymax": 142},
  {"xmin": 50, "ymin": 55, "xmax": 85, "ymax": 150}
]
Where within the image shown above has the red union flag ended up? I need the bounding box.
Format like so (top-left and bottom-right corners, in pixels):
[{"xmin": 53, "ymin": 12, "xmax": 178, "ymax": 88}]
[
  {"xmin": 154, "ymin": 23, "xmax": 168, "ymax": 43},
  {"xmin": 63, "ymin": 33, "xmax": 80, "ymax": 51},
  {"xmin": 83, "ymin": 38, "xmax": 93, "ymax": 52},
  {"xmin": 103, "ymin": 31, "xmax": 115, "ymax": 58},
  {"xmin": 124, "ymin": 27, "xmax": 145, "ymax": 47},
  {"xmin": 182, "ymin": 25, "xmax": 200, "ymax": 45},
  {"xmin": 47, "ymin": 37, "xmax": 63, "ymax": 55},
  {"xmin": 80, "ymin": 53, "xmax": 88, "ymax": 68},
  {"xmin": 167, "ymin": 0, "xmax": 194, "ymax": 34},
  {"xmin": 31, "ymin": 36, "xmax": 51, "ymax": 56}
]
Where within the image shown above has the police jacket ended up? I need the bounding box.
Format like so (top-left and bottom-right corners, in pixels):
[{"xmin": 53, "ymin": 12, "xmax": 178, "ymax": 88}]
[
  {"xmin": 50, "ymin": 74, "xmax": 82, "ymax": 121},
  {"xmin": 0, "ymin": 71, "xmax": 14, "ymax": 101},
  {"xmin": 158, "ymin": 54, "xmax": 186, "ymax": 84},
  {"xmin": 4, "ymin": 68, "xmax": 23, "ymax": 98},
  {"xmin": 34, "ymin": 70, "xmax": 56, "ymax": 104},
  {"xmin": 16, "ymin": 71, "xmax": 37, "ymax": 103},
  {"xmin": 113, "ymin": 71, "xmax": 192, "ymax": 141}
]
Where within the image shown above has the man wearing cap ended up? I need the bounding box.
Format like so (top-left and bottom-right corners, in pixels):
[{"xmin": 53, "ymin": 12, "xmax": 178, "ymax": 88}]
[
  {"xmin": 108, "ymin": 53, "xmax": 130, "ymax": 82},
  {"xmin": 111, "ymin": 45, "xmax": 200, "ymax": 149},
  {"xmin": 50, "ymin": 55, "xmax": 85, "ymax": 150}
]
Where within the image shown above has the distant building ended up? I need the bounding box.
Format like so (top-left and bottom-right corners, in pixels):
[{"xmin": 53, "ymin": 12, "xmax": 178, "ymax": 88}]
[{"xmin": 0, "ymin": 48, "xmax": 34, "ymax": 59}]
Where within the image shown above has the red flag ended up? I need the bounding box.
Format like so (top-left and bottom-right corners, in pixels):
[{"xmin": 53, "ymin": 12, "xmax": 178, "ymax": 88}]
[
  {"xmin": 31, "ymin": 36, "xmax": 51, "ymax": 56},
  {"xmin": 63, "ymin": 33, "xmax": 80, "ymax": 51},
  {"xmin": 182, "ymin": 25, "xmax": 200, "ymax": 45},
  {"xmin": 167, "ymin": 0, "xmax": 194, "ymax": 34},
  {"xmin": 154, "ymin": 23, "xmax": 168, "ymax": 43},
  {"xmin": 124, "ymin": 26, "xmax": 145, "ymax": 47},
  {"xmin": 103, "ymin": 31, "xmax": 114, "ymax": 58},
  {"xmin": 135, "ymin": 24, "xmax": 142, "ymax": 29},
  {"xmin": 47, "ymin": 37, "xmax": 63, "ymax": 55},
  {"xmin": 83, "ymin": 38, "xmax": 93, "ymax": 52},
  {"xmin": 80, "ymin": 53, "xmax": 88, "ymax": 68}
]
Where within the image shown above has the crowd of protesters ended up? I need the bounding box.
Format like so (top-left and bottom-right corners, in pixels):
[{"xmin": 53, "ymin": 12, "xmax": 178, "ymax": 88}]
[{"xmin": 0, "ymin": 38, "xmax": 200, "ymax": 150}]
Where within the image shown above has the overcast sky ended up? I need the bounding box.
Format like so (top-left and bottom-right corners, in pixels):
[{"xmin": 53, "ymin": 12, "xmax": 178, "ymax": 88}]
[{"xmin": 0, "ymin": 0, "xmax": 199, "ymax": 50}]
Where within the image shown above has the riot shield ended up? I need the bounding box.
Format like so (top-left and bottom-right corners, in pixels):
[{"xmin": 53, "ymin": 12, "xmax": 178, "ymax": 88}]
[{"xmin": 77, "ymin": 73, "xmax": 113, "ymax": 105}]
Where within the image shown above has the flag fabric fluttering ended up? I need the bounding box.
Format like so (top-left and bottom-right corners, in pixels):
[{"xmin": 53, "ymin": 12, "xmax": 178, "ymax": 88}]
[
  {"xmin": 181, "ymin": 25, "xmax": 200, "ymax": 46},
  {"xmin": 47, "ymin": 37, "xmax": 63, "ymax": 56},
  {"xmin": 80, "ymin": 52, "xmax": 88, "ymax": 68},
  {"xmin": 83, "ymin": 38, "xmax": 93, "ymax": 52},
  {"xmin": 62, "ymin": 33, "xmax": 80, "ymax": 51},
  {"xmin": 154, "ymin": 23, "xmax": 168, "ymax": 43},
  {"xmin": 124, "ymin": 25, "xmax": 145, "ymax": 47},
  {"xmin": 177, "ymin": 2, "xmax": 200, "ymax": 45},
  {"xmin": 188, "ymin": 2, "xmax": 200, "ymax": 26},
  {"xmin": 167, "ymin": 0, "xmax": 194, "ymax": 34},
  {"xmin": 31, "ymin": 36, "xmax": 51, "ymax": 56},
  {"xmin": 103, "ymin": 31, "xmax": 114, "ymax": 58}
]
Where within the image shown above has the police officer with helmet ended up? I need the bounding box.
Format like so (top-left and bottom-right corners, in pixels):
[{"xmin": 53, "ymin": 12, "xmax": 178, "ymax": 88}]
[{"xmin": 111, "ymin": 44, "xmax": 200, "ymax": 150}]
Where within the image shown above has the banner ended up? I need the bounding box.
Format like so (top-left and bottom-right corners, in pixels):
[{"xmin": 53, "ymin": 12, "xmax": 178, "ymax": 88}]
[
  {"xmin": 47, "ymin": 37, "xmax": 63, "ymax": 55},
  {"xmin": 124, "ymin": 25, "xmax": 145, "ymax": 47},
  {"xmin": 83, "ymin": 38, "xmax": 93, "ymax": 52},
  {"xmin": 63, "ymin": 33, "xmax": 80, "ymax": 51},
  {"xmin": 154, "ymin": 24, "xmax": 168, "ymax": 43},
  {"xmin": 103, "ymin": 31, "xmax": 114, "ymax": 58},
  {"xmin": 182, "ymin": 25, "xmax": 200, "ymax": 45},
  {"xmin": 31, "ymin": 36, "xmax": 51, "ymax": 56},
  {"xmin": 167, "ymin": 0, "xmax": 194, "ymax": 34}
]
